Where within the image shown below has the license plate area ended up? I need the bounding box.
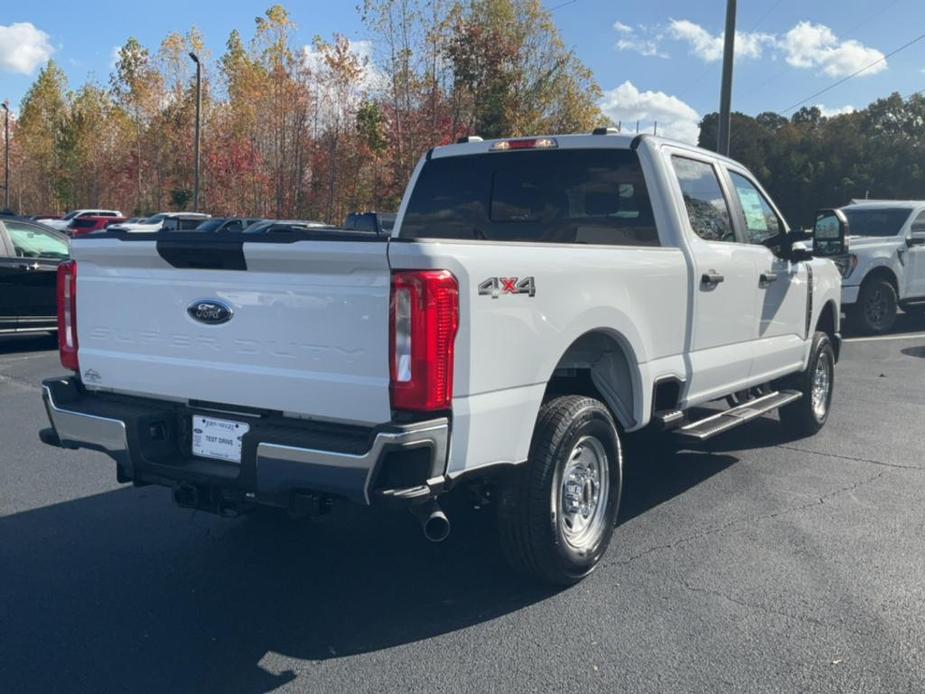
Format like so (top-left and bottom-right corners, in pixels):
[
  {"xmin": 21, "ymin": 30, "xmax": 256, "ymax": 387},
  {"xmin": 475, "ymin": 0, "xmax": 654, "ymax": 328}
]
[{"xmin": 191, "ymin": 415, "xmax": 250, "ymax": 463}]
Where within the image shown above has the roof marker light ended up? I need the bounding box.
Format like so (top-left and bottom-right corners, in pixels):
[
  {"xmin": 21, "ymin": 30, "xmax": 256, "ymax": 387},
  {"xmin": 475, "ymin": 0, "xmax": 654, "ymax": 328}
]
[{"xmin": 490, "ymin": 137, "xmax": 558, "ymax": 152}]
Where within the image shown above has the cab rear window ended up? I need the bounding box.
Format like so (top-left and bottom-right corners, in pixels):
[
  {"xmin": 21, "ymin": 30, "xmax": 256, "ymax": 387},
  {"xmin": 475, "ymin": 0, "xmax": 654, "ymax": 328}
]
[{"xmin": 400, "ymin": 149, "xmax": 659, "ymax": 246}]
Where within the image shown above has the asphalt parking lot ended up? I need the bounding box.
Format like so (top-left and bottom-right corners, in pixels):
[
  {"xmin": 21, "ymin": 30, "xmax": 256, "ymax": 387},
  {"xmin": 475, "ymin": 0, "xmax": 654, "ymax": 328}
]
[{"xmin": 1, "ymin": 319, "xmax": 924, "ymax": 694}]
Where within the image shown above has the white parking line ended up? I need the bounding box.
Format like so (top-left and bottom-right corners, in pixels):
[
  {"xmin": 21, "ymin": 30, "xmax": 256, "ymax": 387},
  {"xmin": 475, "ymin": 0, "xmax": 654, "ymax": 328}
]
[{"xmin": 844, "ymin": 331, "xmax": 925, "ymax": 343}]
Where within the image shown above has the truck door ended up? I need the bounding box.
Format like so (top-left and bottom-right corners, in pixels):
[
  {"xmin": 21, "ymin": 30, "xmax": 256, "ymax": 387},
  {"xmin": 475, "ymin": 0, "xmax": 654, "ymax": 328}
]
[
  {"xmin": 2, "ymin": 220, "xmax": 69, "ymax": 331},
  {"xmin": 904, "ymin": 210, "xmax": 925, "ymax": 300},
  {"xmin": 724, "ymin": 169, "xmax": 808, "ymax": 382},
  {"xmin": 0, "ymin": 226, "xmax": 20, "ymax": 332},
  {"xmin": 669, "ymin": 154, "xmax": 758, "ymax": 404}
]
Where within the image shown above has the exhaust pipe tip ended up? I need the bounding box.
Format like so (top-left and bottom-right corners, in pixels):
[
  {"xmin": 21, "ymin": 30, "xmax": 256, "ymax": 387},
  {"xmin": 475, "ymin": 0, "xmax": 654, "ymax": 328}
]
[
  {"xmin": 411, "ymin": 501, "xmax": 451, "ymax": 542},
  {"xmin": 423, "ymin": 510, "xmax": 451, "ymax": 543}
]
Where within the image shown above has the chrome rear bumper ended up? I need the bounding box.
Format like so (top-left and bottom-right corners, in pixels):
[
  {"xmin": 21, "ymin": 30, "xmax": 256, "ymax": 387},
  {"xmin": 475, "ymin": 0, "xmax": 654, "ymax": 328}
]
[{"xmin": 41, "ymin": 377, "xmax": 449, "ymax": 505}]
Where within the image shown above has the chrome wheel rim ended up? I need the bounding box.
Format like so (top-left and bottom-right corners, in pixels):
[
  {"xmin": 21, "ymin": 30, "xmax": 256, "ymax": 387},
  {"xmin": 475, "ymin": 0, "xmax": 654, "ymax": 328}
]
[
  {"xmin": 557, "ymin": 435, "xmax": 609, "ymax": 549},
  {"xmin": 811, "ymin": 351, "xmax": 832, "ymax": 420}
]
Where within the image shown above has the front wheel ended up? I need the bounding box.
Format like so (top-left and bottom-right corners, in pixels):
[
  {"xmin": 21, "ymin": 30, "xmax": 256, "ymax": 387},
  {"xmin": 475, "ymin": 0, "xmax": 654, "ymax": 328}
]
[
  {"xmin": 852, "ymin": 278, "xmax": 897, "ymax": 334},
  {"xmin": 497, "ymin": 395, "xmax": 622, "ymax": 586},
  {"xmin": 779, "ymin": 331, "xmax": 835, "ymax": 437}
]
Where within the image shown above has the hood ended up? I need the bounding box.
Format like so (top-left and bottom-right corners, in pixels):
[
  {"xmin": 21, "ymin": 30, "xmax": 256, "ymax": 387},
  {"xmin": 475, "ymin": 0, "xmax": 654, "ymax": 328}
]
[{"xmin": 846, "ymin": 234, "xmax": 901, "ymax": 250}]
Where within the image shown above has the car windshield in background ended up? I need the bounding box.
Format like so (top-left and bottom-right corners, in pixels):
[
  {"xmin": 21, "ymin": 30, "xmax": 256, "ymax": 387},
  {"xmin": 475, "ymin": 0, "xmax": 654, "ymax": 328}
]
[
  {"xmin": 194, "ymin": 218, "xmax": 227, "ymax": 232},
  {"xmin": 400, "ymin": 148, "xmax": 659, "ymax": 246},
  {"xmin": 141, "ymin": 214, "xmax": 166, "ymax": 224},
  {"xmin": 841, "ymin": 208, "xmax": 912, "ymax": 237}
]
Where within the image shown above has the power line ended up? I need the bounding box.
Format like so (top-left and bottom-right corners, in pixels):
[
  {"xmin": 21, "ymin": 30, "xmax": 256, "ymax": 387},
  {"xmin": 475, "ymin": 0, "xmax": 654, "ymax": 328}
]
[
  {"xmin": 548, "ymin": 0, "xmax": 578, "ymax": 10},
  {"xmin": 779, "ymin": 30, "xmax": 925, "ymax": 114},
  {"xmin": 746, "ymin": 0, "xmax": 786, "ymax": 33}
]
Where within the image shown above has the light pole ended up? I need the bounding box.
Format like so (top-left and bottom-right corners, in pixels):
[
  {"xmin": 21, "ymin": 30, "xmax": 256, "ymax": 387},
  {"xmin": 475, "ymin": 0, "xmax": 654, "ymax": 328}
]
[
  {"xmin": 717, "ymin": 0, "xmax": 737, "ymax": 156},
  {"xmin": 188, "ymin": 52, "xmax": 201, "ymax": 212},
  {"xmin": 2, "ymin": 100, "xmax": 9, "ymax": 210}
]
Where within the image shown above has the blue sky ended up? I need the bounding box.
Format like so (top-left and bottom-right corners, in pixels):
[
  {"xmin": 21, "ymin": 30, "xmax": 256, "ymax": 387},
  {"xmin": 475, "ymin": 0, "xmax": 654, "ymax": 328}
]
[{"xmin": 2, "ymin": 0, "xmax": 924, "ymax": 142}]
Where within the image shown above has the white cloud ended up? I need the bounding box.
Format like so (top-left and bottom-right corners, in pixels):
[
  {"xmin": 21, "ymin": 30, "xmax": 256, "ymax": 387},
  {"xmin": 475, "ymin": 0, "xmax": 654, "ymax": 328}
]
[
  {"xmin": 0, "ymin": 22, "xmax": 54, "ymax": 75},
  {"xmin": 815, "ymin": 104, "xmax": 856, "ymax": 118},
  {"xmin": 782, "ymin": 22, "xmax": 885, "ymax": 77},
  {"xmin": 302, "ymin": 38, "xmax": 386, "ymax": 93},
  {"xmin": 628, "ymin": 18, "xmax": 887, "ymax": 78},
  {"xmin": 599, "ymin": 80, "xmax": 700, "ymax": 144},
  {"xmin": 616, "ymin": 37, "xmax": 669, "ymax": 59},
  {"xmin": 667, "ymin": 19, "xmax": 774, "ymax": 62}
]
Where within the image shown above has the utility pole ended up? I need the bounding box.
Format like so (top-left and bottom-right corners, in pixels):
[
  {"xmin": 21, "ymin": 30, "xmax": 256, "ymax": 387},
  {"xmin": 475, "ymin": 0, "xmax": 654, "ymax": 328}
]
[
  {"xmin": 188, "ymin": 52, "xmax": 201, "ymax": 212},
  {"xmin": 717, "ymin": 0, "xmax": 737, "ymax": 156},
  {"xmin": 2, "ymin": 101, "xmax": 9, "ymax": 210}
]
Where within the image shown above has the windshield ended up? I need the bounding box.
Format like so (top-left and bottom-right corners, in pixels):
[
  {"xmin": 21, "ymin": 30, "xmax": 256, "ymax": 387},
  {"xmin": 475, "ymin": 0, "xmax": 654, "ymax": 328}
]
[
  {"xmin": 141, "ymin": 214, "xmax": 166, "ymax": 224},
  {"xmin": 400, "ymin": 148, "xmax": 659, "ymax": 246},
  {"xmin": 841, "ymin": 208, "xmax": 912, "ymax": 237},
  {"xmin": 61, "ymin": 211, "xmax": 79, "ymax": 221},
  {"xmin": 194, "ymin": 218, "xmax": 226, "ymax": 232}
]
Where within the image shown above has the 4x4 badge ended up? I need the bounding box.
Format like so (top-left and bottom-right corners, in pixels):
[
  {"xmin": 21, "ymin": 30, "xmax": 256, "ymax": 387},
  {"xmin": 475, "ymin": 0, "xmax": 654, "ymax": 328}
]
[{"xmin": 478, "ymin": 276, "xmax": 536, "ymax": 299}]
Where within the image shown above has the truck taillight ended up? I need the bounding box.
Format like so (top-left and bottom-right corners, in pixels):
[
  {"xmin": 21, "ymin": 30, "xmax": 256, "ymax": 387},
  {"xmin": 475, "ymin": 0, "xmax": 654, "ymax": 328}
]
[
  {"xmin": 390, "ymin": 270, "xmax": 459, "ymax": 412},
  {"xmin": 57, "ymin": 260, "xmax": 79, "ymax": 372}
]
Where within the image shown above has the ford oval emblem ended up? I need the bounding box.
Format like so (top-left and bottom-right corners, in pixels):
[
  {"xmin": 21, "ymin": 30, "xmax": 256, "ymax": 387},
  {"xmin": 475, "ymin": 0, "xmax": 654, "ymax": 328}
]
[{"xmin": 187, "ymin": 300, "xmax": 233, "ymax": 325}]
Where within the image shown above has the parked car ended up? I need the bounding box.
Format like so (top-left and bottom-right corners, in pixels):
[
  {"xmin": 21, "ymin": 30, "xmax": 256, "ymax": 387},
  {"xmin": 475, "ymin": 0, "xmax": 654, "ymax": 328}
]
[
  {"xmin": 193, "ymin": 217, "xmax": 263, "ymax": 233},
  {"xmin": 39, "ymin": 132, "xmax": 845, "ymax": 585},
  {"xmin": 0, "ymin": 217, "xmax": 69, "ymax": 335},
  {"xmin": 65, "ymin": 215, "xmax": 127, "ymax": 237},
  {"xmin": 36, "ymin": 209, "xmax": 123, "ymax": 231},
  {"xmin": 242, "ymin": 219, "xmax": 329, "ymax": 233},
  {"xmin": 107, "ymin": 212, "xmax": 211, "ymax": 233},
  {"xmin": 834, "ymin": 200, "xmax": 925, "ymax": 333},
  {"xmin": 343, "ymin": 211, "xmax": 397, "ymax": 235}
]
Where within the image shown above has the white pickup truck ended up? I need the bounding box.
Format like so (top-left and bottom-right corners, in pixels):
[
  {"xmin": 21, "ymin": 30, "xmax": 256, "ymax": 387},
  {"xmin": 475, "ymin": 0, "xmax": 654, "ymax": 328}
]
[
  {"xmin": 40, "ymin": 133, "xmax": 845, "ymax": 585},
  {"xmin": 835, "ymin": 200, "xmax": 925, "ymax": 334}
]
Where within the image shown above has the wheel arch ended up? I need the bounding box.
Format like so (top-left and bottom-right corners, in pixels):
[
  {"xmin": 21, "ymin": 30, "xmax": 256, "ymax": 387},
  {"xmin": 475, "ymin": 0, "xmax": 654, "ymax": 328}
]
[
  {"xmin": 861, "ymin": 264, "xmax": 899, "ymax": 294},
  {"xmin": 544, "ymin": 328, "xmax": 643, "ymax": 431}
]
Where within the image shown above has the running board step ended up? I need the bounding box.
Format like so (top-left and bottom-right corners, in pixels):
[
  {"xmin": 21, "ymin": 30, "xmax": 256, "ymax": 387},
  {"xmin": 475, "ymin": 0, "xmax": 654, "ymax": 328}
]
[{"xmin": 675, "ymin": 390, "xmax": 802, "ymax": 441}]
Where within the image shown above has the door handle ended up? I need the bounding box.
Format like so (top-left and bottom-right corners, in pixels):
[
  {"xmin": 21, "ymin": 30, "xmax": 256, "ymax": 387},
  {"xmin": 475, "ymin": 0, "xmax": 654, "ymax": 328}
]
[
  {"xmin": 701, "ymin": 270, "xmax": 725, "ymax": 287},
  {"xmin": 759, "ymin": 271, "xmax": 778, "ymax": 287}
]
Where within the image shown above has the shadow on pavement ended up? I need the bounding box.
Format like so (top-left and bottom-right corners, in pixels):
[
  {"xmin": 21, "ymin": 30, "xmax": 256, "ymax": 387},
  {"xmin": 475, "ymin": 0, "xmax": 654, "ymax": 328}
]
[
  {"xmin": 841, "ymin": 310, "xmax": 925, "ymax": 339},
  {"xmin": 0, "ymin": 433, "xmax": 740, "ymax": 692},
  {"xmin": 0, "ymin": 333, "xmax": 58, "ymax": 355}
]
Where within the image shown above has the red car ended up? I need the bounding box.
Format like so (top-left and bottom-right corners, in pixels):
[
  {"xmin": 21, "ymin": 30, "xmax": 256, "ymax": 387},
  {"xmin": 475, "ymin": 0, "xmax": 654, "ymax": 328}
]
[{"xmin": 65, "ymin": 215, "xmax": 127, "ymax": 237}]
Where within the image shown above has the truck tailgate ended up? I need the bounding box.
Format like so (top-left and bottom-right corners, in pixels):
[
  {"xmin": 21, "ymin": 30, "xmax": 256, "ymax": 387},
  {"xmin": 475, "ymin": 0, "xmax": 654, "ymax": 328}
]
[{"xmin": 72, "ymin": 236, "xmax": 392, "ymax": 425}]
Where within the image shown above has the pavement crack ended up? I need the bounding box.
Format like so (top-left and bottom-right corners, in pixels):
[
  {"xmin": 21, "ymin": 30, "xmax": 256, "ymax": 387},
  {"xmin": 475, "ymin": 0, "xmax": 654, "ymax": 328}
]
[
  {"xmin": 615, "ymin": 471, "xmax": 885, "ymax": 566},
  {"xmin": 776, "ymin": 444, "xmax": 924, "ymax": 472}
]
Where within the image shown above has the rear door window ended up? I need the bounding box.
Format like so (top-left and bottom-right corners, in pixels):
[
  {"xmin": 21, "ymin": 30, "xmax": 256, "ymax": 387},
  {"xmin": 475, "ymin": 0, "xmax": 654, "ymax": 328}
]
[
  {"xmin": 671, "ymin": 156, "xmax": 735, "ymax": 243},
  {"xmin": 400, "ymin": 148, "xmax": 659, "ymax": 246}
]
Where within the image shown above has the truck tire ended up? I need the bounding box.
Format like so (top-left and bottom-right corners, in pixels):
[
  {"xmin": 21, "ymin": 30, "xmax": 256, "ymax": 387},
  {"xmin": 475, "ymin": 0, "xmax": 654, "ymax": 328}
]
[
  {"xmin": 779, "ymin": 331, "xmax": 835, "ymax": 437},
  {"xmin": 497, "ymin": 395, "xmax": 622, "ymax": 586},
  {"xmin": 852, "ymin": 277, "xmax": 897, "ymax": 334}
]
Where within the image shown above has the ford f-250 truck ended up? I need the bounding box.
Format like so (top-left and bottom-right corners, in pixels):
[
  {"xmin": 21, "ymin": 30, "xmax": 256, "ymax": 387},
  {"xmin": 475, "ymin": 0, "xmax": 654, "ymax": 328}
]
[
  {"xmin": 39, "ymin": 132, "xmax": 846, "ymax": 585},
  {"xmin": 834, "ymin": 200, "xmax": 925, "ymax": 334}
]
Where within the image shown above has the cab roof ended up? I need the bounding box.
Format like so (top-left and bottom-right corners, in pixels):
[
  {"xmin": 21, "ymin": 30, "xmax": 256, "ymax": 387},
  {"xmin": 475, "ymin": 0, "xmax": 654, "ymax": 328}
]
[{"xmin": 429, "ymin": 132, "xmax": 738, "ymax": 165}]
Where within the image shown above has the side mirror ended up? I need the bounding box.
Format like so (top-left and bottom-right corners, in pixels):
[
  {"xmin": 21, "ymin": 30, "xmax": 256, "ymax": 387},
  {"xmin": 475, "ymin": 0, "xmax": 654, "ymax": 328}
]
[{"xmin": 812, "ymin": 208, "xmax": 848, "ymax": 257}]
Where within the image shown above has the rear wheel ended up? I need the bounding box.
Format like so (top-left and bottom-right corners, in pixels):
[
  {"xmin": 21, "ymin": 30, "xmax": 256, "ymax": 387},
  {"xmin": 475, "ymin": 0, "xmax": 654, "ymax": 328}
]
[
  {"xmin": 497, "ymin": 395, "xmax": 622, "ymax": 586},
  {"xmin": 852, "ymin": 277, "xmax": 897, "ymax": 334},
  {"xmin": 779, "ymin": 331, "xmax": 835, "ymax": 437}
]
